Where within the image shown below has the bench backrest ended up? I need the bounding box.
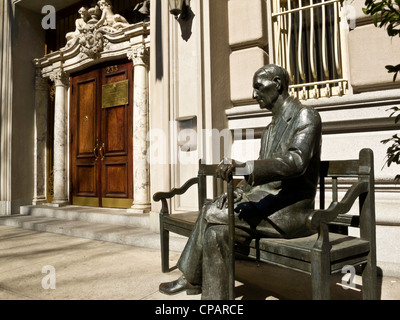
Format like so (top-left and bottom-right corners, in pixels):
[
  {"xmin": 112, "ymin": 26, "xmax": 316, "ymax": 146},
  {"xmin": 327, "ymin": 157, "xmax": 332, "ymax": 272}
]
[
  {"xmin": 198, "ymin": 148, "xmax": 375, "ymax": 238},
  {"xmin": 319, "ymin": 148, "xmax": 375, "ymax": 237}
]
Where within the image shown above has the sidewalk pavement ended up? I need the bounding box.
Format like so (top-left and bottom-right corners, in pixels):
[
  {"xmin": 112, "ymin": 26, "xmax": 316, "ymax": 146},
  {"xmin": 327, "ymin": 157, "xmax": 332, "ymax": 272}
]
[{"xmin": 0, "ymin": 224, "xmax": 399, "ymax": 300}]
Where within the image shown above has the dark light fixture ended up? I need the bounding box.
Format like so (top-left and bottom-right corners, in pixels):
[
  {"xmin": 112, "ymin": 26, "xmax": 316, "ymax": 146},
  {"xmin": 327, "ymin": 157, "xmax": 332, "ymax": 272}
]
[{"xmin": 168, "ymin": 0, "xmax": 190, "ymax": 20}]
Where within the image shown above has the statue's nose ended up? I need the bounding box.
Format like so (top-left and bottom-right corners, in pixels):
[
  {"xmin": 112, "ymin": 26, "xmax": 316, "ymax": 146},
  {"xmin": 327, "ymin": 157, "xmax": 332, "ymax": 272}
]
[{"xmin": 253, "ymin": 90, "xmax": 258, "ymax": 99}]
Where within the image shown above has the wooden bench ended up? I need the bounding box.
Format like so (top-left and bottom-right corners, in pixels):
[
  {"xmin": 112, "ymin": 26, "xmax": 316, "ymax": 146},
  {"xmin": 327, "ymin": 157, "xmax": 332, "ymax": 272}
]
[{"xmin": 153, "ymin": 148, "xmax": 377, "ymax": 300}]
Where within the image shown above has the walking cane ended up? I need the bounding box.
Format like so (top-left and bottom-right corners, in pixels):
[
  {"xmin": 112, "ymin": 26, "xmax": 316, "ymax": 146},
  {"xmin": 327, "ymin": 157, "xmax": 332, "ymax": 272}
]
[{"xmin": 226, "ymin": 171, "xmax": 235, "ymax": 300}]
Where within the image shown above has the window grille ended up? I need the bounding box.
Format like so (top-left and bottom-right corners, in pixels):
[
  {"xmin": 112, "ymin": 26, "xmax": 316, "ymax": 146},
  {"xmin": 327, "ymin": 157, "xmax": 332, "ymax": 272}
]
[{"xmin": 269, "ymin": 0, "xmax": 348, "ymax": 100}]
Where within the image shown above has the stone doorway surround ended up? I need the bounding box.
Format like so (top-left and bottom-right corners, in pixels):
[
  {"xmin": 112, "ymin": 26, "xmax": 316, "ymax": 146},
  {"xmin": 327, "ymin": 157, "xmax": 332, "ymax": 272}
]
[{"xmin": 32, "ymin": 20, "xmax": 151, "ymax": 214}]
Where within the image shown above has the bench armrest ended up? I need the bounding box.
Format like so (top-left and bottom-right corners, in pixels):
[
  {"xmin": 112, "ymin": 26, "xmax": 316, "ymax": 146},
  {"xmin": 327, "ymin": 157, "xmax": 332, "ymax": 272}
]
[
  {"xmin": 153, "ymin": 177, "xmax": 199, "ymax": 215},
  {"xmin": 153, "ymin": 177, "xmax": 199, "ymax": 201},
  {"xmin": 307, "ymin": 181, "xmax": 369, "ymax": 230}
]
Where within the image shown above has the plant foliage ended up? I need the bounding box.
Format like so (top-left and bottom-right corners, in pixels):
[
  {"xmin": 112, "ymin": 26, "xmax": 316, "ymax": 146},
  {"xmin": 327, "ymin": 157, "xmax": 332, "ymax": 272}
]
[
  {"xmin": 363, "ymin": 0, "xmax": 400, "ymax": 80},
  {"xmin": 358, "ymin": 1, "xmax": 400, "ymax": 179}
]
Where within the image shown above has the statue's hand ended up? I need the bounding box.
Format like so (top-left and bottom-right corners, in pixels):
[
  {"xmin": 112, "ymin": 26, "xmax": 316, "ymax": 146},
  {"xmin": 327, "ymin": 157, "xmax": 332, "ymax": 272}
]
[
  {"xmin": 216, "ymin": 158, "xmax": 246, "ymax": 181},
  {"xmin": 215, "ymin": 189, "xmax": 244, "ymax": 209}
]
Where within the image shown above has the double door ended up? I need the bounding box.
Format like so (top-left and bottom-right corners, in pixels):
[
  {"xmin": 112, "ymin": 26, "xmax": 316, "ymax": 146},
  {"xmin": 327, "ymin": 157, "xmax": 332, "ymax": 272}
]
[{"xmin": 70, "ymin": 62, "xmax": 133, "ymax": 208}]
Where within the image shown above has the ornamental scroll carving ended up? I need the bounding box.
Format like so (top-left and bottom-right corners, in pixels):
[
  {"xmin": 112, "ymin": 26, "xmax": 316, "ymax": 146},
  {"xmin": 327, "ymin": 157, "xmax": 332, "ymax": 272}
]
[{"xmin": 64, "ymin": 0, "xmax": 132, "ymax": 59}]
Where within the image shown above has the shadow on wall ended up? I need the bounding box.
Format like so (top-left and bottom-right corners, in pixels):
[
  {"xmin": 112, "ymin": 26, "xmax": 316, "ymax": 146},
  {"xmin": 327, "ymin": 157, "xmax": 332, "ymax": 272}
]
[{"xmin": 155, "ymin": 0, "xmax": 163, "ymax": 80}]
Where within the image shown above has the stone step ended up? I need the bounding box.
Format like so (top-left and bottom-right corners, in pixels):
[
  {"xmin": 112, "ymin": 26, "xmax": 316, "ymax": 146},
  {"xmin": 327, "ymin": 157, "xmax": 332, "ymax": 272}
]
[
  {"xmin": 20, "ymin": 205, "xmax": 150, "ymax": 228},
  {"xmin": 0, "ymin": 214, "xmax": 187, "ymax": 252}
]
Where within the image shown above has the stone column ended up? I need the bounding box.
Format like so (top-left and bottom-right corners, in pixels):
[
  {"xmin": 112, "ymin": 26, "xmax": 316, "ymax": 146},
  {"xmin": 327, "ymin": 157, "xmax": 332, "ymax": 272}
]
[
  {"xmin": 32, "ymin": 68, "xmax": 49, "ymax": 205},
  {"xmin": 0, "ymin": 0, "xmax": 13, "ymax": 214},
  {"xmin": 49, "ymin": 69, "xmax": 69, "ymax": 207},
  {"xmin": 127, "ymin": 45, "xmax": 151, "ymax": 213}
]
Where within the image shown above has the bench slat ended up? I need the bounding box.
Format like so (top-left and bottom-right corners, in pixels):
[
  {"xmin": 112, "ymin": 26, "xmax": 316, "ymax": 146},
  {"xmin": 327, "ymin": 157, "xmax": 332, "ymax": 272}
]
[
  {"xmin": 236, "ymin": 233, "xmax": 370, "ymax": 275},
  {"xmin": 320, "ymin": 160, "xmax": 360, "ymax": 177}
]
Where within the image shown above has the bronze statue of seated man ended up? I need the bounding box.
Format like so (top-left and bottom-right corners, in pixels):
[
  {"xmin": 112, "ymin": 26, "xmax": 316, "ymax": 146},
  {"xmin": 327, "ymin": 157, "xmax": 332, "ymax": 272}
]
[{"xmin": 159, "ymin": 64, "xmax": 322, "ymax": 300}]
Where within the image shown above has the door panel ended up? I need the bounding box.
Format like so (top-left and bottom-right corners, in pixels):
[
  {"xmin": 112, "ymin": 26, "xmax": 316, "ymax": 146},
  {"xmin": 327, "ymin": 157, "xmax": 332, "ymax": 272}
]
[
  {"xmin": 104, "ymin": 163, "xmax": 128, "ymax": 196},
  {"xmin": 71, "ymin": 70, "xmax": 100, "ymax": 204},
  {"xmin": 77, "ymin": 80, "xmax": 97, "ymax": 157},
  {"xmin": 76, "ymin": 165, "xmax": 97, "ymax": 196},
  {"xmin": 70, "ymin": 61, "xmax": 133, "ymax": 208},
  {"xmin": 100, "ymin": 63, "xmax": 133, "ymax": 207},
  {"xmin": 104, "ymin": 106, "xmax": 127, "ymax": 155}
]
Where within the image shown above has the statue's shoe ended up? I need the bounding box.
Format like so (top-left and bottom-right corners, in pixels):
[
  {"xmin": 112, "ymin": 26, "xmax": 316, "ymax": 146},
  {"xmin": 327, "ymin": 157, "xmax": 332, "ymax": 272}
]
[{"xmin": 159, "ymin": 276, "xmax": 202, "ymax": 295}]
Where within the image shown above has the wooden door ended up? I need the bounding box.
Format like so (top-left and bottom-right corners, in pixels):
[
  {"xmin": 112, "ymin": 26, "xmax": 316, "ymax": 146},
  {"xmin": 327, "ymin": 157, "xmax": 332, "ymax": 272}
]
[
  {"xmin": 100, "ymin": 63, "xmax": 133, "ymax": 208},
  {"xmin": 70, "ymin": 61, "xmax": 133, "ymax": 208}
]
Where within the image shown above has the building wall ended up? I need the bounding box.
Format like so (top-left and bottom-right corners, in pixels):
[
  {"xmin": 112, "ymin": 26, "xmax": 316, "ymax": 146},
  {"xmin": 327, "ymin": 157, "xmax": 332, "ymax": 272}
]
[
  {"xmin": 149, "ymin": 0, "xmax": 231, "ymax": 216},
  {"xmin": 0, "ymin": 3, "xmax": 45, "ymax": 214},
  {"xmin": 150, "ymin": 0, "xmax": 400, "ymax": 275},
  {"xmin": 12, "ymin": 6, "xmax": 45, "ymax": 211}
]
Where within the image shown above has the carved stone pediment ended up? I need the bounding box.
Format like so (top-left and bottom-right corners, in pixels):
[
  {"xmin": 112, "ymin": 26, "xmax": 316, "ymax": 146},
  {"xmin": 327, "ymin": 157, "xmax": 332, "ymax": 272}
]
[
  {"xmin": 34, "ymin": 21, "xmax": 150, "ymax": 80},
  {"xmin": 63, "ymin": 0, "xmax": 135, "ymax": 59},
  {"xmin": 78, "ymin": 25, "xmax": 105, "ymax": 59}
]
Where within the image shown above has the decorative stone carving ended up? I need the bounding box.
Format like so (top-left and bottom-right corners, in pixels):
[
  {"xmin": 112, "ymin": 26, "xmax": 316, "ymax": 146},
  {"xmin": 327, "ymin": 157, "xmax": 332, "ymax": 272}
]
[
  {"xmin": 79, "ymin": 26, "xmax": 105, "ymax": 59},
  {"xmin": 50, "ymin": 69, "xmax": 69, "ymax": 87},
  {"xmin": 88, "ymin": 5, "xmax": 102, "ymax": 24},
  {"xmin": 128, "ymin": 44, "xmax": 149, "ymax": 67},
  {"xmin": 65, "ymin": 7, "xmax": 90, "ymax": 48},
  {"xmin": 95, "ymin": 0, "xmax": 130, "ymax": 30},
  {"xmin": 64, "ymin": 0, "xmax": 131, "ymax": 58}
]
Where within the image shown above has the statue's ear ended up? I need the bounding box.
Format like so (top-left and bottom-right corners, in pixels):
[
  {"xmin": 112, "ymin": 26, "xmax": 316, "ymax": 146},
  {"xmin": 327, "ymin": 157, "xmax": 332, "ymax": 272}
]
[
  {"xmin": 273, "ymin": 76, "xmax": 283, "ymax": 93},
  {"xmin": 273, "ymin": 76, "xmax": 281, "ymax": 90}
]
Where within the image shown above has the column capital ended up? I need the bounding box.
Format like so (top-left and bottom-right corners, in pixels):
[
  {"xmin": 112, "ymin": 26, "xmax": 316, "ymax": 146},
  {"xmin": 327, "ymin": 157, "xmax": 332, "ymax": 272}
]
[
  {"xmin": 128, "ymin": 44, "xmax": 149, "ymax": 67},
  {"xmin": 50, "ymin": 69, "xmax": 69, "ymax": 87}
]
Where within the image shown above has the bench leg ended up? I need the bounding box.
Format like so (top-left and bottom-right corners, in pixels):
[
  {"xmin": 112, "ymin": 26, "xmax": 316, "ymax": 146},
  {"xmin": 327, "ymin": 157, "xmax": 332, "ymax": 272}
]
[
  {"xmin": 362, "ymin": 257, "xmax": 378, "ymax": 300},
  {"xmin": 160, "ymin": 219, "xmax": 170, "ymax": 273},
  {"xmin": 311, "ymin": 248, "xmax": 331, "ymax": 300}
]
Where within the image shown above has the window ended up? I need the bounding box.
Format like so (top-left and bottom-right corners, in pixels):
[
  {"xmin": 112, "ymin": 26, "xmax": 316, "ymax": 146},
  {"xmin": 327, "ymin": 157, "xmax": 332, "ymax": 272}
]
[{"xmin": 269, "ymin": 0, "xmax": 348, "ymax": 100}]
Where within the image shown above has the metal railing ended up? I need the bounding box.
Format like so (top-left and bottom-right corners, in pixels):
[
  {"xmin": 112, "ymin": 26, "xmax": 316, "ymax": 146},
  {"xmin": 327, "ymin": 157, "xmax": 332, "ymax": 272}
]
[{"xmin": 270, "ymin": 0, "xmax": 348, "ymax": 100}]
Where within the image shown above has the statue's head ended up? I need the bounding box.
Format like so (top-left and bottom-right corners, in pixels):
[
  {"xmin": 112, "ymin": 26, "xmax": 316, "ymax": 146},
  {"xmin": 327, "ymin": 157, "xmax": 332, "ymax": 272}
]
[
  {"xmin": 252, "ymin": 64, "xmax": 290, "ymax": 111},
  {"xmin": 78, "ymin": 7, "xmax": 89, "ymax": 19},
  {"xmin": 98, "ymin": 0, "xmax": 112, "ymax": 9}
]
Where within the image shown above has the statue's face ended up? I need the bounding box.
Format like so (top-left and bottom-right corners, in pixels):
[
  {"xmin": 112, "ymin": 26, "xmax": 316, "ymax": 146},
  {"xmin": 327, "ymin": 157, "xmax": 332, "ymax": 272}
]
[
  {"xmin": 252, "ymin": 72, "xmax": 280, "ymax": 110},
  {"xmin": 79, "ymin": 8, "xmax": 88, "ymax": 18}
]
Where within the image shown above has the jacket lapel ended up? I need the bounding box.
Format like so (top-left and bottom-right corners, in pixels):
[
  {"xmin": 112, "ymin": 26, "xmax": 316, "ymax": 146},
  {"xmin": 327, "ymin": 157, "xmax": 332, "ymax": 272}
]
[
  {"xmin": 268, "ymin": 117, "xmax": 288, "ymax": 156},
  {"xmin": 266, "ymin": 97, "xmax": 300, "ymax": 156}
]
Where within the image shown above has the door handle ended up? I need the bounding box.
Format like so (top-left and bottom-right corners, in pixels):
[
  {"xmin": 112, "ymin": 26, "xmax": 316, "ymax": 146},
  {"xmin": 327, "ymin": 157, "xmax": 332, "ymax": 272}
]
[
  {"xmin": 93, "ymin": 143, "xmax": 99, "ymax": 161},
  {"xmin": 99, "ymin": 142, "xmax": 105, "ymax": 161}
]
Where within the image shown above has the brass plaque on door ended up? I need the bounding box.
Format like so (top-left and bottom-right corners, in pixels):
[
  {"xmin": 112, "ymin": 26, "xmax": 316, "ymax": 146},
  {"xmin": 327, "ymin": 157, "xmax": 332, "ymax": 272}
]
[{"xmin": 102, "ymin": 80, "xmax": 129, "ymax": 109}]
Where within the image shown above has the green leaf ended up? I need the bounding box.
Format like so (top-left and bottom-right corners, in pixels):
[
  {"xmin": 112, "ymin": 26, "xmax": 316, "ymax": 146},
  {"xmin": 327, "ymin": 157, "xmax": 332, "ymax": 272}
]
[{"xmin": 374, "ymin": 13, "xmax": 379, "ymax": 26}]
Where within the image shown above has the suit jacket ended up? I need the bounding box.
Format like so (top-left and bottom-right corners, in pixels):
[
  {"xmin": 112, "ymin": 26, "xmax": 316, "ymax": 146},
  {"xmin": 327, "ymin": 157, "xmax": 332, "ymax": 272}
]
[{"xmin": 239, "ymin": 95, "xmax": 322, "ymax": 238}]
